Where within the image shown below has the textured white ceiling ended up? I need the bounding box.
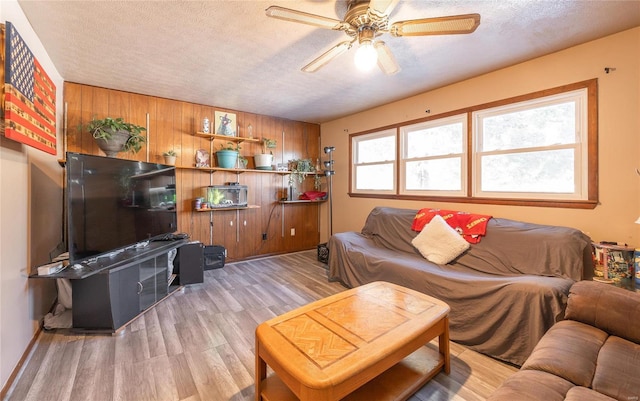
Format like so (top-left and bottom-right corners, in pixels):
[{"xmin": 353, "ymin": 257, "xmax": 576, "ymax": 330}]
[{"xmin": 17, "ymin": 0, "xmax": 640, "ymax": 123}]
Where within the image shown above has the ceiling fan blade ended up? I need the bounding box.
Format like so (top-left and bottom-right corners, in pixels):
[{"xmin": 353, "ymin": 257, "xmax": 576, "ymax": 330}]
[
  {"xmin": 368, "ymin": 0, "xmax": 400, "ymax": 18},
  {"xmin": 374, "ymin": 41, "xmax": 400, "ymax": 75},
  {"xmin": 390, "ymin": 13, "xmax": 480, "ymax": 37},
  {"xmin": 265, "ymin": 6, "xmax": 345, "ymax": 30},
  {"xmin": 302, "ymin": 41, "xmax": 353, "ymax": 73}
]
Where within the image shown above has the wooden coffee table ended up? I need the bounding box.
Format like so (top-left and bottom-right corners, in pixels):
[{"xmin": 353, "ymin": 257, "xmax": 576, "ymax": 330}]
[{"xmin": 255, "ymin": 281, "xmax": 451, "ymax": 401}]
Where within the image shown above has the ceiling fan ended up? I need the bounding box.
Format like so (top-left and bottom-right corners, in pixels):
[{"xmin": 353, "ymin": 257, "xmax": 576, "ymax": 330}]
[{"xmin": 265, "ymin": 0, "xmax": 480, "ymax": 75}]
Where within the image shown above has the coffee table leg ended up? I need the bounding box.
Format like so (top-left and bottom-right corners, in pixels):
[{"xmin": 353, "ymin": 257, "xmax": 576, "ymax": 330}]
[
  {"xmin": 439, "ymin": 316, "xmax": 451, "ymax": 374},
  {"xmin": 255, "ymin": 338, "xmax": 267, "ymax": 401}
]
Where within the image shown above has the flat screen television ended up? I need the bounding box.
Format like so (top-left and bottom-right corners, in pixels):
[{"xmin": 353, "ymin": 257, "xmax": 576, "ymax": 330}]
[{"xmin": 66, "ymin": 152, "xmax": 177, "ymax": 264}]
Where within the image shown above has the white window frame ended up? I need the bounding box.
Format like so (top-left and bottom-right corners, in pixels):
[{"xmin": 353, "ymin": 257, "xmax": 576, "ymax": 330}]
[
  {"xmin": 399, "ymin": 114, "xmax": 468, "ymax": 197},
  {"xmin": 351, "ymin": 129, "xmax": 397, "ymax": 194},
  {"xmin": 472, "ymin": 88, "xmax": 589, "ymax": 200},
  {"xmin": 348, "ymin": 80, "xmax": 596, "ymax": 208}
]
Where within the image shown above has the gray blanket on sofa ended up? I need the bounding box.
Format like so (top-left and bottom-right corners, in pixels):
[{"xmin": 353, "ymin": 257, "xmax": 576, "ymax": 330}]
[{"xmin": 328, "ymin": 207, "xmax": 593, "ymax": 365}]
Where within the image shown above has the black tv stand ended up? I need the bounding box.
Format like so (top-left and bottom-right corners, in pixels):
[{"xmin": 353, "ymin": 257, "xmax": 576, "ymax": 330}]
[{"xmin": 31, "ymin": 239, "xmax": 202, "ymax": 333}]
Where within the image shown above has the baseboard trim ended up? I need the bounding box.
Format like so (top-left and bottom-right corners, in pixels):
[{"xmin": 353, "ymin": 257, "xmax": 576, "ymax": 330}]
[
  {"xmin": 0, "ymin": 324, "xmax": 43, "ymax": 400},
  {"xmin": 0, "ymin": 294, "xmax": 57, "ymax": 400}
]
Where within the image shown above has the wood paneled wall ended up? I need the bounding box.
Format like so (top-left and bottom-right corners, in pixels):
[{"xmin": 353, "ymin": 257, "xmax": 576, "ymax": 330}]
[{"xmin": 64, "ymin": 82, "xmax": 323, "ymax": 261}]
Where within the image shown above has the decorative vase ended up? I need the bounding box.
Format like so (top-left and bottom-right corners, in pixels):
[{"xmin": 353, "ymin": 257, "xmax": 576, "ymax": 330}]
[
  {"xmin": 95, "ymin": 130, "xmax": 130, "ymax": 157},
  {"xmin": 216, "ymin": 150, "xmax": 238, "ymax": 169},
  {"xmin": 254, "ymin": 154, "xmax": 274, "ymax": 170},
  {"xmin": 203, "ymin": 117, "xmax": 210, "ymax": 133},
  {"xmin": 163, "ymin": 155, "xmax": 176, "ymax": 165}
]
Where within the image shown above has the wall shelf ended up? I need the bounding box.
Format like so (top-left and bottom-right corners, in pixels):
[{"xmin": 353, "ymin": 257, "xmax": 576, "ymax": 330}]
[
  {"xmin": 177, "ymin": 166, "xmax": 291, "ymax": 175},
  {"xmin": 195, "ymin": 132, "xmax": 261, "ymax": 143},
  {"xmin": 195, "ymin": 205, "xmax": 260, "ymax": 212},
  {"xmin": 278, "ymin": 200, "xmax": 327, "ymax": 204}
]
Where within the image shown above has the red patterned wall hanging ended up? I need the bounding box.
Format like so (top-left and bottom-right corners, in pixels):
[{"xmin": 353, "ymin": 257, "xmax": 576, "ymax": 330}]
[{"xmin": 4, "ymin": 22, "xmax": 57, "ymax": 155}]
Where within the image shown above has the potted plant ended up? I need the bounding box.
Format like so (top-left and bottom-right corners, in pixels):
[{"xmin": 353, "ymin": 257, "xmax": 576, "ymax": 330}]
[
  {"xmin": 287, "ymin": 158, "xmax": 315, "ymax": 186},
  {"xmin": 216, "ymin": 141, "xmax": 240, "ymax": 169},
  {"xmin": 254, "ymin": 138, "xmax": 277, "ymax": 170},
  {"xmin": 163, "ymin": 149, "xmax": 177, "ymax": 165},
  {"xmin": 238, "ymin": 155, "xmax": 248, "ymax": 169},
  {"xmin": 84, "ymin": 116, "xmax": 147, "ymax": 157}
]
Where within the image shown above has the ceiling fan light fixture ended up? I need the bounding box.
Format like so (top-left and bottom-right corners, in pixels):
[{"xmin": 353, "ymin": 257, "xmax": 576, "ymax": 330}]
[
  {"xmin": 354, "ymin": 26, "xmax": 378, "ymax": 71},
  {"xmin": 354, "ymin": 40, "xmax": 378, "ymax": 71}
]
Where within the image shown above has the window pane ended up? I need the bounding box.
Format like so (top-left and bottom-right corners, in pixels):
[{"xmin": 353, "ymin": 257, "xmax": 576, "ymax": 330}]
[
  {"xmin": 481, "ymin": 149, "xmax": 574, "ymax": 193},
  {"xmin": 356, "ymin": 164, "xmax": 394, "ymax": 190},
  {"xmin": 357, "ymin": 136, "xmax": 395, "ymax": 163},
  {"xmin": 481, "ymin": 102, "xmax": 576, "ymax": 152},
  {"xmin": 406, "ymin": 123, "xmax": 463, "ymax": 158},
  {"xmin": 406, "ymin": 158, "xmax": 461, "ymax": 190}
]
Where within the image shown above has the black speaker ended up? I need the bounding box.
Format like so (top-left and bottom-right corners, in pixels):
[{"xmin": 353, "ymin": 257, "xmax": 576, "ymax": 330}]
[
  {"xmin": 175, "ymin": 242, "xmax": 204, "ymax": 284},
  {"xmin": 204, "ymin": 245, "xmax": 226, "ymax": 270},
  {"xmin": 317, "ymin": 243, "xmax": 329, "ymax": 264}
]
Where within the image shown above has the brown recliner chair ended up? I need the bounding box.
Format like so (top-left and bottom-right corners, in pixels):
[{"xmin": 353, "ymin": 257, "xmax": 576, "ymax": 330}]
[{"xmin": 488, "ymin": 280, "xmax": 640, "ymax": 401}]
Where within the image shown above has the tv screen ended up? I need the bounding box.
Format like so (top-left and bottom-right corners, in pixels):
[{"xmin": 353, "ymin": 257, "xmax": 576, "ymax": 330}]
[{"xmin": 66, "ymin": 152, "xmax": 177, "ymax": 264}]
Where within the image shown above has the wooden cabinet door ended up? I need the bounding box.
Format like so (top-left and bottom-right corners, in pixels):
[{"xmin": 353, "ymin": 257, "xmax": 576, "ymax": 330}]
[
  {"xmin": 237, "ymin": 207, "xmax": 260, "ymax": 259},
  {"xmin": 212, "ymin": 209, "xmax": 238, "ymax": 259}
]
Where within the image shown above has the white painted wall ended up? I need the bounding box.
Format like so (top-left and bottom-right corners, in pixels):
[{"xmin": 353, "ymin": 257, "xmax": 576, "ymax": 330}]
[{"xmin": 1, "ymin": 0, "xmax": 64, "ymax": 390}]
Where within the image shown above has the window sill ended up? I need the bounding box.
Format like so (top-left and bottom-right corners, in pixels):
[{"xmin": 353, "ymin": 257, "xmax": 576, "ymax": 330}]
[{"xmin": 347, "ymin": 193, "xmax": 598, "ymax": 209}]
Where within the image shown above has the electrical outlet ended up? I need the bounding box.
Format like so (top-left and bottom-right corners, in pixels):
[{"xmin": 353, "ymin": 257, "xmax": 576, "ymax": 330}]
[
  {"xmin": 290, "ymin": 228, "xmax": 296, "ymax": 236},
  {"xmin": 262, "ymin": 233, "xmax": 267, "ymax": 240}
]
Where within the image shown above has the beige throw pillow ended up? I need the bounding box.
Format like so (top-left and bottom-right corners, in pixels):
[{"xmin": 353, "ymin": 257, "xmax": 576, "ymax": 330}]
[{"xmin": 411, "ymin": 215, "xmax": 470, "ymax": 264}]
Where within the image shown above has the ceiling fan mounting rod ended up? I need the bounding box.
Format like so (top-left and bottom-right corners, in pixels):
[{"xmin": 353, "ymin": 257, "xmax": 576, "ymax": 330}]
[
  {"xmin": 358, "ymin": 26, "xmax": 376, "ymax": 44},
  {"xmin": 345, "ymin": 0, "xmax": 389, "ymax": 32}
]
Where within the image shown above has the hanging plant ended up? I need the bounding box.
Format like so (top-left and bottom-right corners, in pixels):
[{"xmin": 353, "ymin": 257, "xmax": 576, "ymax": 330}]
[
  {"xmin": 288, "ymin": 158, "xmax": 315, "ymax": 186},
  {"xmin": 83, "ymin": 116, "xmax": 147, "ymax": 156}
]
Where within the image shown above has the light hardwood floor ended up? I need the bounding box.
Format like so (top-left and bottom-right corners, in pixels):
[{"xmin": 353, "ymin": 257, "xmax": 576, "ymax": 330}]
[{"xmin": 5, "ymin": 251, "xmax": 518, "ymax": 401}]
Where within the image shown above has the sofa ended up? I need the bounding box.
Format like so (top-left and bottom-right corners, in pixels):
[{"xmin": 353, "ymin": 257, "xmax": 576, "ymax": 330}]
[
  {"xmin": 328, "ymin": 206, "xmax": 593, "ymax": 365},
  {"xmin": 488, "ymin": 280, "xmax": 640, "ymax": 401}
]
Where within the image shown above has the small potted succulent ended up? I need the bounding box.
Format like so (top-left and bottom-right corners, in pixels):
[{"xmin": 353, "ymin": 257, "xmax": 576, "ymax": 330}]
[
  {"xmin": 254, "ymin": 138, "xmax": 277, "ymax": 170},
  {"xmin": 163, "ymin": 149, "xmax": 177, "ymax": 165},
  {"xmin": 238, "ymin": 155, "xmax": 249, "ymax": 169},
  {"xmin": 84, "ymin": 116, "xmax": 147, "ymax": 157}
]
